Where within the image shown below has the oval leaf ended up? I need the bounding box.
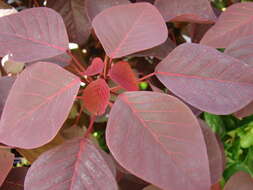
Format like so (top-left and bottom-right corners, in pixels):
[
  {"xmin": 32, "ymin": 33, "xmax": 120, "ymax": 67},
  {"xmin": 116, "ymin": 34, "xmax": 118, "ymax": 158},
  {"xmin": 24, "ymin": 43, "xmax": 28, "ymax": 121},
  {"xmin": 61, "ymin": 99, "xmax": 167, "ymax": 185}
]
[
  {"xmin": 47, "ymin": 0, "xmax": 91, "ymax": 45},
  {"xmin": 0, "ymin": 7, "xmax": 69, "ymax": 62},
  {"xmin": 92, "ymin": 3, "xmax": 168, "ymax": 58},
  {"xmin": 24, "ymin": 138, "xmax": 117, "ymax": 190},
  {"xmin": 109, "ymin": 61, "xmax": 138, "ymax": 91},
  {"xmin": 154, "ymin": 0, "xmax": 216, "ymax": 23},
  {"xmin": 106, "ymin": 91, "xmax": 211, "ymax": 190},
  {"xmin": 0, "ymin": 62, "xmax": 80, "ymax": 149},
  {"xmin": 155, "ymin": 43, "xmax": 253, "ymax": 114},
  {"xmin": 86, "ymin": 0, "xmax": 130, "ymax": 21},
  {"xmin": 82, "ymin": 78, "xmax": 110, "ymax": 115},
  {"xmin": 224, "ymin": 171, "xmax": 253, "ymax": 190},
  {"xmin": 84, "ymin": 57, "xmax": 104, "ymax": 76},
  {"xmin": 0, "ymin": 149, "xmax": 14, "ymax": 186},
  {"xmin": 200, "ymin": 2, "xmax": 253, "ymax": 48}
]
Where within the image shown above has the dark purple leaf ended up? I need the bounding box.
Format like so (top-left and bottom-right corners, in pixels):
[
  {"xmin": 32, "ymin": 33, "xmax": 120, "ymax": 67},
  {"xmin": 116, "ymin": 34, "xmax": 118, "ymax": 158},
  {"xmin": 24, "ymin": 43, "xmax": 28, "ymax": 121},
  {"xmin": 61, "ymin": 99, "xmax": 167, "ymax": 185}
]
[
  {"xmin": 47, "ymin": 0, "xmax": 91, "ymax": 46},
  {"xmin": 187, "ymin": 23, "xmax": 213, "ymax": 43},
  {"xmin": 1, "ymin": 167, "xmax": 28, "ymax": 190},
  {"xmin": 86, "ymin": 0, "xmax": 130, "ymax": 21},
  {"xmin": 0, "ymin": 62, "xmax": 80, "ymax": 149},
  {"xmin": 155, "ymin": 43, "xmax": 253, "ymax": 115},
  {"xmin": 92, "ymin": 3, "xmax": 168, "ymax": 58},
  {"xmin": 24, "ymin": 138, "xmax": 118, "ymax": 190},
  {"xmin": 0, "ymin": 150, "xmax": 14, "ymax": 186},
  {"xmin": 224, "ymin": 171, "xmax": 253, "ymax": 190},
  {"xmin": 106, "ymin": 91, "xmax": 211, "ymax": 190},
  {"xmin": 200, "ymin": 2, "xmax": 253, "ymax": 48},
  {"xmin": 154, "ymin": 0, "xmax": 216, "ymax": 23},
  {"xmin": 0, "ymin": 7, "xmax": 69, "ymax": 62}
]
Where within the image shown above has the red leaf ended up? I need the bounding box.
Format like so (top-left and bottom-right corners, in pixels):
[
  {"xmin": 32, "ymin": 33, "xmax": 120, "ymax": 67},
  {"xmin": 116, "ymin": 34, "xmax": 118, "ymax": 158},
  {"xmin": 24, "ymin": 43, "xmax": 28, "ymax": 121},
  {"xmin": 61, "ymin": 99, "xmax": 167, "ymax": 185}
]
[
  {"xmin": 154, "ymin": 0, "xmax": 216, "ymax": 23},
  {"xmin": 1, "ymin": 167, "xmax": 28, "ymax": 190},
  {"xmin": 24, "ymin": 138, "xmax": 118, "ymax": 190},
  {"xmin": 224, "ymin": 171, "xmax": 253, "ymax": 190},
  {"xmin": 84, "ymin": 57, "xmax": 104, "ymax": 76},
  {"xmin": 200, "ymin": 2, "xmax": 253, "ymax": 48},
  {"xmin": 92, "ymin": 3, "xmax": 168, "ymax": 58},
  {"xmin": 0, "ymin": 150, "xmax": 14, "ymax": 186},
  {"xmin": 225, "ymin": 35, "xmax": 253, "ymax": 66},
  {"xmin": 0, "ymin": 62, "xmax": 80, "ymax": 149},
  {"xmin": 0, "ymin": 8, "xmax": 69, "ymax": 62},
  {"xmin": 86, "ymin": 0, "xmax": 130, "ymax": 21},
  {"xmin": 82, "ymin": 78, "xmax": 110, "ymax": 115},
  {"xmin": 199, "ymin": 120, "xmax": 225, "ymax": 185},
  {"xmin": 109, "ymin": 61, "xmax": 138, "ymax": 91},
  {"xmin": 47, "ymin": 0, "xmax": 91, "ymax": 46},
  {"xmin": 155, "ymin": 43, "xmax": 253, "ymax": 115},
  {"xmin": 187, "ymin": 23, "xmax": 213, "ymax": 43},
  {"xmin": 211, "ymin": 183, "xmax": 222, "ymax": 190},
  {"xmin": 106, "ymin": 91, "xmax": 211, "ymax": 190},
  {"xmin": 234, "ymin": 101, "xmax": 253, "ymax": 118}
]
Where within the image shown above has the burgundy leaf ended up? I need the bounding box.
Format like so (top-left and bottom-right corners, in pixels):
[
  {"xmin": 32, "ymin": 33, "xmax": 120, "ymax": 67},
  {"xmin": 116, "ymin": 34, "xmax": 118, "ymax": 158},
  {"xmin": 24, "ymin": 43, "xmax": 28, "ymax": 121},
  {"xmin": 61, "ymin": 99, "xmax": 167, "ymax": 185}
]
[
  {"xmin": 211, "ymin": 183, "xmax": 222, "ymax": 190},
  {"xmin": 0, "ymin": 76, "xmax": 15, "ymax": 117},
  {"xmin": 109, "ymin": 61, "xmax": 138, "ymax": 91},
  {"xmin": 24, "ymin": 138, "xmax": 118, "ymax": 190},
  {"xmin": 187, "ymin": 23, "xmax": 213, "ymax": 43},
  {"xmin": 136, "ymin": 0, "xmax": 155, "ymax": 3},
  {"xmin": 225, "ymin": 35, "xmax": 253, "ymax": 66},
  {"xmin": 86, "ymin": 0, "xmax": 130, "ymax": 21},
  {"xmin": 154, "ymin": 0, "xmax": 216, "ymax": 23},
  {"xmin": 1, "ymin": 167, "xmax": 28, "ymax": 190},
  {"xmin": 200, "ymin": 2, "xmax": 253, "ymax": 48},
  {"xmin": 234, "ymin": 101, "xmax": 253, "ymax": 118},
  {"xmin": 84, "ymin": 57, "xmax": 104, "ymax": 76},
  {"xmin": 106, "ymin": 91, "xmax": 211, "ymax": 190},
  {"xmin": 199, "ymin": 120, "xmax": 225, "ymax": 185},
  {"xmin": 133, "ymin": 38, "xmax": 176, "ymax": 60},
  {"xmin": 0, "ymin": 150, "xmax": 14, "ymax": 186},
  {"xmin": 0, "ymin": 7, "xmax": 69, "ymax": 62},
  {"xmin": 155, "ymin": 43, "xmax": 253, "ymax": 115},
  {"xmin": 47, "ymin": 0, "xmax": 91, "ymax": 46},
  {"xmin": 82, "ymin": 78, "xmax": 110, "ymax": 115},
  {"xmin": 224, "ymin": 171, "xmax": 253, "ymax": 190},
  {"xmin": 0, "ymin": 62, "xmax": 80, "ymax": 149},
  {"xmin": 92, "ymin": 3, "xmax": 168, "ymax": 58}
]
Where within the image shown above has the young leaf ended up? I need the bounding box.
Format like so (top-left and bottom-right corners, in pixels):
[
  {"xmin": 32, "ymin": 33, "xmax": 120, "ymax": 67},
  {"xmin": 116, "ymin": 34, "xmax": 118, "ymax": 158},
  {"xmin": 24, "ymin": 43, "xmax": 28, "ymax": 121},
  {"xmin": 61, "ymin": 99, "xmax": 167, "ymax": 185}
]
[
  {"xmin": 155, "ymin": 43, "xmax": 253, "ymax": 115},
  {"xmin": 200, "ymin": 2, "xmax": 253, "ymax": 48},
  {"xmin": 84, "ymin": 57, "xmax": 104, "ymax": 76},
  {"xmin": 92, "ymin": 3, "xmax": 168, "ymax": 58},
  {"xmin": 225, "ymin": 35, "xmax": 253, "ymax": 66},
  {"xmin": 224, "ymin": 171, "xmax": 253, "ymax": 190},
  {"xmin": 24, "ymin": 138, "xmax": 118, "ymax": 190},
  {"xmin": 0, "ymin": 149, "xmax": 14, "ymax": 186},
  {"xmin": 154, "ymin": 0, "xmax": 216, "ymax": 23},
  {"xmin": 0, "ymin": 7, "xmax": 69, "ymax": 62},
  {"xmin": 86, "ymin": 0, "xmax": 130, "ymax": 21},
  {"xmin": 1, "ymin": 167, "xmax": 28, "ymax": 190},
  {"xmin": 0, "ymin": 62, "xmax": 80, "ymax": 149},
  {"xmin": 47, "ymin": 0, "xmax": 91, "ymax": 46},
  {"xmin": 109, "ymin": 61, "xmax": 138, "ymax": 91},
  {"xmin": 82, "ymin": 78, "xmax": 110, "ymax": 115},
  {"xmin": 106, "ymin": 91, "xmax": 211, "ymax": 190}
]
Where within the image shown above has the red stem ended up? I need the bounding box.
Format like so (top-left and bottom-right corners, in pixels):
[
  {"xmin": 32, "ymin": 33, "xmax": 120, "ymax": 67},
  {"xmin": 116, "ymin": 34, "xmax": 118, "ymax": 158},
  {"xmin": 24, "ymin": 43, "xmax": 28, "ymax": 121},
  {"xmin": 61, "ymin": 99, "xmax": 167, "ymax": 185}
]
[
  {"xmin": 84, "ymin": 116, "xmax": 96, "ymax": 138},
  {"xmin": 138, "ymin": 72, "xmax": 156, "ymax": 81},
  {"xmin": 103, "ymin": 55, "xmax": 110, "ymax": 79},
  {"xmin": 67, "ymin": 50, "xmax": 86, "ymax": 73}
]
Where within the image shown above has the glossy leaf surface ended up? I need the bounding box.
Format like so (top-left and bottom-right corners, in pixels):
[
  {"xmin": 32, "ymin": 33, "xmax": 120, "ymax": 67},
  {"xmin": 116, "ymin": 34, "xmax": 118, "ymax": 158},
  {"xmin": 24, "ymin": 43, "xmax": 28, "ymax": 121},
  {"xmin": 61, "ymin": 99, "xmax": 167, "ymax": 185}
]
[
  {"xmin": 0, "ymin": 150, "xmax": 14, "ymax": 186},
  {"xmin": 109, "ymin": 61, "xmax": 138, "ymax": 91},
  {"xmin": 82, "ymin": 79, "xmax": 110, "ymax": 115},
  {"xmin": 0, "ymin": 7, "xmax": 69, "ymax": 62},
  {"xmin": 92, "ymin": 3, "xmax": 168, "ymax": 58},
  {"xmin": 155, "ymin": 43, "xmax": 253, "ymax": 114},
  {"xmin": 24, "ymin": 138, "xmax": 117, "ymax": 190},
  {"xmin": 224, "ymin": 171, "xmax": 253, "ymax": 190},
  {"xmin": 84, "ymin": 57, "xmax": 104, "ymax": 76},
  {"xmin": 106, "ymin": 91, "xmax": 211, "ymax": 190},
  {"xmin": 0, "ymin": 62, "xmax": 80, "ymax": 149},
  {"xmin": 154, "ymin": 0, "xmax": 216, "ymax": 23},
  {"xmin": 47, "ymin": 0, "xmax": 91, "ymax": 45},
  {"xmin": 86, "ymin": 0, "xmax": 130, "ymax": 21},
  {"xmin": 225, "ymin": 35, "xmax": 253, "ymax": 66},
  {"xmin": 200, "ymin": 2, "xmax": 253, "ymax": 48}
]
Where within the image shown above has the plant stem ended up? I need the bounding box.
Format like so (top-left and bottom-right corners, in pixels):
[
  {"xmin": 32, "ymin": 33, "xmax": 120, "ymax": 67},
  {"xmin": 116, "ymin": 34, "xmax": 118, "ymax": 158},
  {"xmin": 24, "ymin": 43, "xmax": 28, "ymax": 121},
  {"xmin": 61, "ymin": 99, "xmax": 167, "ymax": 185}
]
[
  {"xmin": 84, "ymin": 116, "xmax": 96, "ymax": 138},
  {"xmin": 67, "ymin": 50, "xmax": 86, "ymax": 73},
  {"xmin": 138, "ymin": 72, "xmax": 156, "ymax": 81}
]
